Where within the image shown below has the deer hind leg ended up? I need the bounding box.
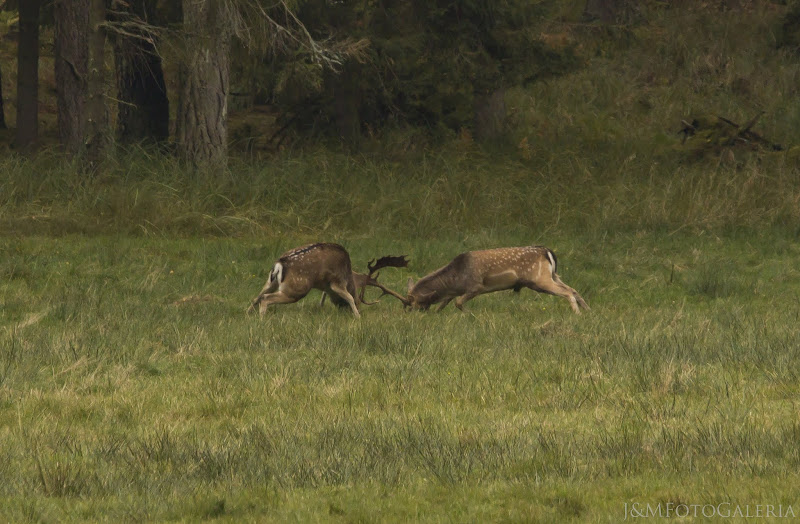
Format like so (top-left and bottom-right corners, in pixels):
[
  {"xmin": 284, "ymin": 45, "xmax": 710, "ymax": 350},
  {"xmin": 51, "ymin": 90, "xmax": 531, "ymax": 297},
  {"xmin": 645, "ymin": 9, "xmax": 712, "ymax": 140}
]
[
  {"xmin": 552, "ymin": 274, "xmax": 589, "ymax": 312},
  {"xmin": 255, "ymin": 290, "xmax": 302, "ymax": 315},
  {"xmin": 328, "ymin": 282, "xmax": 361, "ymax": 318},
  {"xmin": 523, "ymin": 278, "xmax": 586, "ymax": 314},
  {"xmin": 248, "ymin": 274, "xmax": 282, "ymax": 313}
]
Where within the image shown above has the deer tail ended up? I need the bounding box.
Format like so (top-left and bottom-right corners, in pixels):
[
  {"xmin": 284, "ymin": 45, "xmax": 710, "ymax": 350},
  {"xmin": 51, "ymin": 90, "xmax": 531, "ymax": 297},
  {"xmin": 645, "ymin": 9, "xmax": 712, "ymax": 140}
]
[
  {"xmin": 545, "ymin": 248, "xmax": 558, "ymax": 275},
  {"xmin": 269, "ymin": 262, "xmax": 284, "ymax": 286}
]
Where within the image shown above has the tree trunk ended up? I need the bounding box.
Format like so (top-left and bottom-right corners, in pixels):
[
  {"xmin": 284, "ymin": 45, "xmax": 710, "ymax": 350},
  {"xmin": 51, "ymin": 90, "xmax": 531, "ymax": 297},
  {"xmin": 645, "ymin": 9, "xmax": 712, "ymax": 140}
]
[
  {"xmin": 177, "ymin": 0, "xmax": 231, "ymax": 170},
  {"xmin": 86, "ymin": 0, "xmax": 108, "ymax": 163},
  {"xmin": 54, "ymin": 0, "xmax": 89, "ymax": 155},
  {"xmin": 326, "ymin": 63, "xmax": 361, "ymax": 144},
  {"xmin": 113, "ymin": 0, "xmax": 169, "ymax": 144},
  {"xmin": 0, "ymin": 63, "xmax": 5, "ymax": 130},
  {"xmin": 16, "ymin": 0, "xmax": 40, "ymax": 148},
  {"xmin": 584, "ymin": 0, "xmax": 621, "ymax": 24},
  {"xmin": 474, "ymin": 88, "xmax": 506, "ymax": 142}
]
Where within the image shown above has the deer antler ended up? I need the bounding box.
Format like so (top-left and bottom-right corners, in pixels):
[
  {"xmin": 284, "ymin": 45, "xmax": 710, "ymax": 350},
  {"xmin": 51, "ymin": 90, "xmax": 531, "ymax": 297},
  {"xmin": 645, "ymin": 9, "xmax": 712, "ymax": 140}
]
[
  {"xmin": 364, "ymin": 279, "xmax": 410, "ymax": 305},
  {"xmin": 740, "ymin": 111, "xmax": 764, "ymax": 134},
  {"xmin": 367, "ymin": 255, "xmax": 410, "ymax": 276},
  {"xmin": 359, "ymin": 255, "xmax": 410, "ymax": 306}
]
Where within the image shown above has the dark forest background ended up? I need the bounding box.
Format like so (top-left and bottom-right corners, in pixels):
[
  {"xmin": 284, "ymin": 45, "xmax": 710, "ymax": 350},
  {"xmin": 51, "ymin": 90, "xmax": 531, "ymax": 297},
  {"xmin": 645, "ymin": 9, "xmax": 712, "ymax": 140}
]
[
  {"xmin": 1, "ymin": 0, "xmax": 800, "ymax": 237},
  {"xmin": 1, "ymin": 1, "xmax": 796, "ymax": 163}
]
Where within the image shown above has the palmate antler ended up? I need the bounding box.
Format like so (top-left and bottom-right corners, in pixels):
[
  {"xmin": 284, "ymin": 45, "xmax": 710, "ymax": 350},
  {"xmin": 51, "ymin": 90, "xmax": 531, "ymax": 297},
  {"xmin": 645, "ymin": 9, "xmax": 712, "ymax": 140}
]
[
  {"xmin": 358, "ymin": 255, "xmax": 410, "ymax": 306},
  {"xmin": 367, "ymin": 255, "xmax": 410, "ymax": 275}
]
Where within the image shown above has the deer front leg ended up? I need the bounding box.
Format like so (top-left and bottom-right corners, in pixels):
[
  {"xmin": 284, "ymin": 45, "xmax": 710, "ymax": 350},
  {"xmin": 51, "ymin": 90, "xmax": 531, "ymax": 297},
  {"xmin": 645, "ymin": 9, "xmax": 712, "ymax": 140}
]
[
  {"xmin": 328, "ymin": 282, "xmax": 361, "ymax": 318},
  {"xmin": 436, "ymin": 297, "xmax": 454, "ymax": 311},
  {"xmin": 455, "ymin": 290, "xmax": 482, "ymax": 311},
  {"xmin": 319, "ymin": 292, "xmax": 327, "ymax": 307}
]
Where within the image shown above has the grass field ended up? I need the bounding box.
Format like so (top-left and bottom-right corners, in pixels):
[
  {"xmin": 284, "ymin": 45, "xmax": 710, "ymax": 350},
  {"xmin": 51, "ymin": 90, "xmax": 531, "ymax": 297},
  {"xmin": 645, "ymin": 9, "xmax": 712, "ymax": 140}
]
[
  {"xmin": 2, "ymin": 225, "xmax": 799, "ymax": 521},
  {"xmin": 2, "ymin": 105, "xmax": 800, "ymax": 524}
]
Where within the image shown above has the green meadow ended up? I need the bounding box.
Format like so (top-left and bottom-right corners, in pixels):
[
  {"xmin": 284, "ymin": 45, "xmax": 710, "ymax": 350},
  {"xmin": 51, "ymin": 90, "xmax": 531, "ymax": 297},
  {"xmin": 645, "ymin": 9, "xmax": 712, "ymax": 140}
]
[{"xmin": 2, "ymin": 153, "xmax": 800, "ymax": 521}]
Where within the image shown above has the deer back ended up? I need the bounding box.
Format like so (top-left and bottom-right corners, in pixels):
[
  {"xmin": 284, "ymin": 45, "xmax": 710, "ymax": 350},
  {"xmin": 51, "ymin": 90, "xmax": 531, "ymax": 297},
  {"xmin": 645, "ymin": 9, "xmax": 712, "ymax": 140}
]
[
  {"xmin": 275, "ymin": 243, "xmax": 356, "ymax": 298},
  {"xmin": 467, "ymin": 246, "xmax": 555, "ymax": 283}
]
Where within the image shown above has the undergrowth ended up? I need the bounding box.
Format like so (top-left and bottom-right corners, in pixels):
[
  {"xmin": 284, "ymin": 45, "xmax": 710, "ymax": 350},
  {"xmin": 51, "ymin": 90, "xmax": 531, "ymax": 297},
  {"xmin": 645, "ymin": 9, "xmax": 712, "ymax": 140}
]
[{"xmin": 1, "ymin": 142, "xmax": 799, "ymax": 239}]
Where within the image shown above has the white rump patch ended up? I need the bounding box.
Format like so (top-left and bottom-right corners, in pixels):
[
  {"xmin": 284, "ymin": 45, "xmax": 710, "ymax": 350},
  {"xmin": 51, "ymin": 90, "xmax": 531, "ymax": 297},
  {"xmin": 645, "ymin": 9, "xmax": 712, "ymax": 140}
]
[
  {"xmin": 269, "ymin": 262, "xmax": 284, "ymax": 285},
  {"xmin": 546, "ymin": 250, "xmax": 556, "ymax": 275}
]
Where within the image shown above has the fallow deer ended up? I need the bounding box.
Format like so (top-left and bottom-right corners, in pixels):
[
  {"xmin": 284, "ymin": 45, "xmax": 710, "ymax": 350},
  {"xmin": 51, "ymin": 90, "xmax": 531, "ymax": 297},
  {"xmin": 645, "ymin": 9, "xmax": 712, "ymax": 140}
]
[
  {"xmin": 249, "ymin": 243, "xmax": 362, "ymax": 317},
  {"xmin": 405, "ymin": 246, "xmax": 589, "ymax": 313},
  {"xmin": 320, "ymin": 255, "xmax": 410, "ymax": 307}
]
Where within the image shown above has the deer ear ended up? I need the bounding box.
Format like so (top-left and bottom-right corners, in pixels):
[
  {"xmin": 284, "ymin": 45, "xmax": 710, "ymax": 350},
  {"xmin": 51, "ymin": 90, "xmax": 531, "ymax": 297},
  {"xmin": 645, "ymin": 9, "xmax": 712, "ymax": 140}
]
[{"xmin": 407, "ymin": 277, "xmax": 415, "ymax": 295}]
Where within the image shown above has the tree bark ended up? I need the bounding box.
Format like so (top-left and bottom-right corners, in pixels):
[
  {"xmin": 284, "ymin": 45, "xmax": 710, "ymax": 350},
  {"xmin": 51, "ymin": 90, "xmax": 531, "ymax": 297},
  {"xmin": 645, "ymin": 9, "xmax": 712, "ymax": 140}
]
[
  {"xmin": 474, "ymin": 88, "xmax": 506, "ymax": 142},
  {"xmin": 0, "ymin": 63, "xmax": 5, "ymax": 130},
  {"xmin": 54, "ymin": 0, "xmax": 89, "ymax": 155},
  {"xmin": 113, "ymin": 0, "xmax": 169, "ymax": 144},
  {"xmin": 326, "ymin": 63, "xmax": 361, "ymax": 144},
  {"xmin": 584, "ymin": 0, "xmax": 621, "ymax": 24},
  {"xmin": 16, "ymin": 0, "xmax": 40, "ymax": 148},
  {"xmin": 177, "ymin": 0, "xmax": 231, "ymax": 170},
  {"xmin": 86, "ymin": 0, "xmax": 109, "ymax": 163}
]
